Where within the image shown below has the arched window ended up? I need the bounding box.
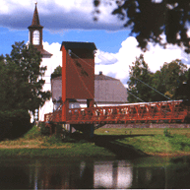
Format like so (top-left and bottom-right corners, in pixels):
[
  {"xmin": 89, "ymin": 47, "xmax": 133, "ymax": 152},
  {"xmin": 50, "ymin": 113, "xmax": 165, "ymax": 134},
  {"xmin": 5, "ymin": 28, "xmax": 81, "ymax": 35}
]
[{"xmin": 33, "ymin": 30, "xmax": 40, "ymax": 45}]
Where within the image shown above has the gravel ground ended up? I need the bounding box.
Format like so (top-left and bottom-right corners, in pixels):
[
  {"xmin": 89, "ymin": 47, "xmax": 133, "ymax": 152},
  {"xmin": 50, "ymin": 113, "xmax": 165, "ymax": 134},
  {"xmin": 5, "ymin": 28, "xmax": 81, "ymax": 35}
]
[{"xmin": 100, "ymin": 123, "xmax": 190, "ymax": 128}]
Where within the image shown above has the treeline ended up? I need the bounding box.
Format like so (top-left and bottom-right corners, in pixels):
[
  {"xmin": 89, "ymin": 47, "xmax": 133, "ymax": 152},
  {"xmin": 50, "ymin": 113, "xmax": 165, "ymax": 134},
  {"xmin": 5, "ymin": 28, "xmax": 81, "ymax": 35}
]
[
  {"xmin": 0, "ymin": 41, "xmax": 51, "ymax": 139},
  {"xmin": 127, "ymin": 54, "xmax": 190, "ymax": 103}
]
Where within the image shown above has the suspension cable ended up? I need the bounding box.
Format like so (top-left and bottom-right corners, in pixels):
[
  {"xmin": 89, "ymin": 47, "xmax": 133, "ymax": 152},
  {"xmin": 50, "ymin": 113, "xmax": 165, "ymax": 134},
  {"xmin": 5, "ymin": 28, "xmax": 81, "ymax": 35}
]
[
  {"xmin": 132, "ymin": 76, "xmax": 171, "ymax": 100},
  {"xmin": 70, "ymin": 51, "xmax": 94, "ymax": 68},
  {"xmin": 69, "ymin": 54, "xmax": 94, "ymax": 99},
  {"xmin": 70, "ymin": 51, "xmax": 170, "ymax": 102},
  {"xmin": 68, "ymin": 50, "xmax": 99, "ymax": 107},
  {"xmin": 127, "ymin": 90, "xmax": 145, "ymax": 102}
]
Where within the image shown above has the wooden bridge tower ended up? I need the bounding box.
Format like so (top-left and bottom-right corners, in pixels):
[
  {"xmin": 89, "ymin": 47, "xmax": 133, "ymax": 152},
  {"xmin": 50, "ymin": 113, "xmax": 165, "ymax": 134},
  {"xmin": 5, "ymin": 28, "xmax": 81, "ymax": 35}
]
[{"xmin": 61, "ymin": 41, "xmax": 97, "ymax": 137}]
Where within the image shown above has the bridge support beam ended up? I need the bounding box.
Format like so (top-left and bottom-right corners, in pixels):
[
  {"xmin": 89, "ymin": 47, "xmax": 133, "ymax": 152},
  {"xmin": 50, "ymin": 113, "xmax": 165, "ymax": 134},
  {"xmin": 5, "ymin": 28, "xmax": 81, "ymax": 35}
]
[{"xmin": 71, "ymin": 124, "xmax": 94, "ymax": 138}]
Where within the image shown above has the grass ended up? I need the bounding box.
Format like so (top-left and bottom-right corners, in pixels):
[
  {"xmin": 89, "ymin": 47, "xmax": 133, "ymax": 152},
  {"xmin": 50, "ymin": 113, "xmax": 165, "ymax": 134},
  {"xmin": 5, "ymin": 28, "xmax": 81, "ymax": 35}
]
[
  {"xmin": 0, "ymin": 126, "xmax": 115, "ymax": 159},
  {"xmin": 1, "ymin": 126, "xmax": 190, "ymax": 158},
  {"xmin": 94, "ymin": 128, "xmax": 190, "ymax": 156}
]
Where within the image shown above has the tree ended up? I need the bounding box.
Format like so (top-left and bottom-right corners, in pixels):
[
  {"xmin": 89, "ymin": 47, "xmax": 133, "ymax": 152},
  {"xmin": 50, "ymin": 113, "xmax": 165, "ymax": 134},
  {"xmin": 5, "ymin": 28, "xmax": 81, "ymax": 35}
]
[
  {"xmin": 51, "ymin": 65, "xmax": 62, "ymax": 79},
  {"xmin": 175, "ymin": 68, "xmax": 190, "ymax": 104},
  {"xmin": 0, "ymin": 41, "xmax": 51, "ymax": 139},
  {"xmin": 159, "ymin": 59, "xmax": 187, "ymax": 99},
  {"xmin": 127, "ymin": 55, "xmax": 188, "ymax": 102},
  {"xmin": 93, "ymin": 0, "xmax": 190, "ymax": 52},
  {"xmin": 150, "ymin": 70, "xmax": 167, "ymax": 101},
  {"xmin": 127, "ymin": 54, "xmax": 153, "ymax": 102},
  {"xmin": 0, "ymin": 41, "xmax": 51, "ymax": 114}
]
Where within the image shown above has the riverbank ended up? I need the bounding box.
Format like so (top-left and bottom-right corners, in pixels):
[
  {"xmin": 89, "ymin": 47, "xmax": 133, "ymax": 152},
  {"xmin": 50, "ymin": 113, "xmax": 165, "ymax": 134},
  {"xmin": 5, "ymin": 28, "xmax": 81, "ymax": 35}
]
[
  {"xmin": 0, "ymin": 126, "xmax": 115, "ymax": 159},
  {"xmin": 95, "ymin": 127, "xmax": 190, "ymax": 157},
  {"xmin": 1, "ymin": 126, "xmax": 190, "ymax": 158}
]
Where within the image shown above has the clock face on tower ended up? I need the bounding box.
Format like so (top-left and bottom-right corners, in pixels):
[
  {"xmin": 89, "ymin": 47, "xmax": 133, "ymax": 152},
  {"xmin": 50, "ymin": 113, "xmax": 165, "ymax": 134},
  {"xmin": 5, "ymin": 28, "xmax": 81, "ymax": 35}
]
[{"xmin": 33, "ymin": 30, "xmax": 40, "ymax": 45}]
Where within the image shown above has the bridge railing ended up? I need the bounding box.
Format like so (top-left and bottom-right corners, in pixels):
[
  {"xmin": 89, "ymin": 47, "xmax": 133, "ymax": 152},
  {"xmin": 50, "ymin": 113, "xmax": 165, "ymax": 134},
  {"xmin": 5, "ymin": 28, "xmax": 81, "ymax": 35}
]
[
  {"xmin": 66, "ymin": 100, "xmax": 188, "ymax": 124},
  {"xmin": 44, "ymin": 100, "xmax": 189, "ymax": 124}
]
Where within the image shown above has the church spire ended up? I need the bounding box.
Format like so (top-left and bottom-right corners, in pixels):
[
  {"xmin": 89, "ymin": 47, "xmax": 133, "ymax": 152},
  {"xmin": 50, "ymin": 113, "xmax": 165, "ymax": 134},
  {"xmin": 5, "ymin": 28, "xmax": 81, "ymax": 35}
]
[
  {"xmin": 31, "ymin": 3, "xmax": 41, "ymax": 26},
  {"xmin": 28, "ymin": 3, "xmax": 52, "ymax": 58},
  {"xmin": 28, "ymin": 3, "xmax": 43, "ymax": 51},
  {"xmin": 29, "ymin": 2, "xmax": 43, "ymax": 28}
]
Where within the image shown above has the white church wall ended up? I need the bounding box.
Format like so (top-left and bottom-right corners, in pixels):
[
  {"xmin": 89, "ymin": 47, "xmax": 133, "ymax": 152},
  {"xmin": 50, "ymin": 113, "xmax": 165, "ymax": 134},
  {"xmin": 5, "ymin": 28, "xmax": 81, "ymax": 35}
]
[{"xmin": 38, "ymin": 42, "xmax": 62, "ymax": 121}]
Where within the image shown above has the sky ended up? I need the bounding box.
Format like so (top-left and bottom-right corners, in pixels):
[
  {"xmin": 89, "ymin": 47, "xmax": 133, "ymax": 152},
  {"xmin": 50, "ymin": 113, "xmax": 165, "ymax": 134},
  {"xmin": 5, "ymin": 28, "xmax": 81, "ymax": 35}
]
[{"xmin": 1, "ymin": 0, "xmax": 190, "ymax": 87}]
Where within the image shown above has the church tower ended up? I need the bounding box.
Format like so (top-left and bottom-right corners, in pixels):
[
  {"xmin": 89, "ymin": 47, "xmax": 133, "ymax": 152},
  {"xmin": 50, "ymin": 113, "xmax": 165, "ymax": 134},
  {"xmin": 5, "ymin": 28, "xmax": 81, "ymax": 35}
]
[
  {"xmin": 28, "ymin": 3, "xmax": 53, "ymax": 121},
  {"xmin": 28, "ymin": 3, "xmax": 52, "ymax": 58}
]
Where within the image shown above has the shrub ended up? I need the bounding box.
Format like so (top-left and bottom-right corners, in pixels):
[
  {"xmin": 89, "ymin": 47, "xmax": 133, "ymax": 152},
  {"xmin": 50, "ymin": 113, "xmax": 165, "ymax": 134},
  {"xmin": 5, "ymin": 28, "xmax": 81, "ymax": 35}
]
[
  {"xmin": 0, "ymin": 109, "xmax": 31, "ymax": 140},
  {"xmin": 163, "ymin": 128, "xmax": 171, "ymax": 137},
  {"xmin": 39, "ymin": 122, "xmax": 50, "ymax": 136},
  {"xmin": 23, "ymin": 125, "xmax": 41, "ymax": 139},
  {"xmin": 39, "ymin": 122, "xmax": 64, "ymax": 137}
]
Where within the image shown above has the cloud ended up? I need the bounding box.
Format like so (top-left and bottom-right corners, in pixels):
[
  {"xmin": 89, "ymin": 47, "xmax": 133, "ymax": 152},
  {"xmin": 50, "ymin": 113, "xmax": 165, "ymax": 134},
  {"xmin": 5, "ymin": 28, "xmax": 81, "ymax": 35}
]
[
  {"xmin": 40, "ymin": 35, "xmax": 190, "ymax": 90},
  {"xmin": 95, "ymin": 36, "xmax": 190, "ymax": 86},
  {"xmin": 95, "ymin": 50, "xmax": 118, "ymax": 65},
  {"xmin": 95, "ymin": 37, "xmax": 141, "ymax": 85},
  {"xmin": 0, "ymin": 0, "xmax": 125, "ymax": 31}
]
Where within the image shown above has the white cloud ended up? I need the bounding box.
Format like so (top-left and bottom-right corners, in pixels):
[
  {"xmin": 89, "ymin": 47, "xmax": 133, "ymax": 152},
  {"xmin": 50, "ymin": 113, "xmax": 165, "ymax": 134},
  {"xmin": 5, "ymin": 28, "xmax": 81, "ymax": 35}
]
[
  {"xmin": 95, "ymin": 37, "xmax": 141, "ymax": 85},
  {"xmin": 95, "ymin": 36, "xmax": 190, "ymax": 86},
  {"xmin": 95, "ymin": 50, "xmax": 118, "ymax": 65},
  {"xmin": 40, "ymin": 36, "xmax": 190, "ymax": 90},
  {"xmin": 0, "ymin": 0, "xmax": 124, "ymax": 31}
]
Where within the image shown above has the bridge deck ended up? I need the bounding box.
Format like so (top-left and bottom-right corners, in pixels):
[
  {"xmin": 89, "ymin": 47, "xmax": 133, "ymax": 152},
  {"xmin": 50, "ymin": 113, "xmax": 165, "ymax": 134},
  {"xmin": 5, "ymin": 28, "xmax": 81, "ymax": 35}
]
[{"xmin": 44, "ymin": 100, "xmax": 189, "ymax": 124}]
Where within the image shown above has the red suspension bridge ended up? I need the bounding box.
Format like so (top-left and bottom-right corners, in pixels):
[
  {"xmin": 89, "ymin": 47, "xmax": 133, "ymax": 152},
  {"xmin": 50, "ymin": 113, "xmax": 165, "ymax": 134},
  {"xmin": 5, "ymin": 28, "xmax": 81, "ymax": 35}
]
[
  {"xmin": 44, "ymin": 41, "xmax": 190, "ymax": 136},
  {"xmin": 44, "ymin": 100, "xmax": 189, "ymax": 124}
]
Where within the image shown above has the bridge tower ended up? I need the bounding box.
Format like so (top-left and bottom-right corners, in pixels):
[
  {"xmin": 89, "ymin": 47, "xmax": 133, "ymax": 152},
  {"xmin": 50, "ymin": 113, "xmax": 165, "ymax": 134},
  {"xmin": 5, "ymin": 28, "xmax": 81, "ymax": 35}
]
[{"xmin": 60, "ymin": 41, "xmax": 97, "ymax": 137}]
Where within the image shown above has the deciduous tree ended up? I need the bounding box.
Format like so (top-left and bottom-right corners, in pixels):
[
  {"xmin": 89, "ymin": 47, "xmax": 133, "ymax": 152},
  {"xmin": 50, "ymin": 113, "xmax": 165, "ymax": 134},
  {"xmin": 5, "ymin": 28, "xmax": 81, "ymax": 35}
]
[
  {"xmin": 175, "ymin": 68, "xmax": 190, "ymax": 104},
  {"xmin": 160, "ymin": 59, "xmax": 187, "ymax": 99},
  {"xmin": 51, "ymin": 65, "xmax": 62, "ymax": 79},
  {"xmin": 93, "ymin": 0, "xmax": 190, "ymax": 52},
  {"xmin": 127, "ymin": 55, "xmax": 188, "ymax": 102},
  {"xmin": 0, "ymin": 41, "xmax": 51, "ymax": 139},
  {"xmin": 0, "ymin": 41, "xmax": 51, "ymax": 115},
  {"xmin": 127, "ymin": 54, "xmax": 153, "ymax": 102}
]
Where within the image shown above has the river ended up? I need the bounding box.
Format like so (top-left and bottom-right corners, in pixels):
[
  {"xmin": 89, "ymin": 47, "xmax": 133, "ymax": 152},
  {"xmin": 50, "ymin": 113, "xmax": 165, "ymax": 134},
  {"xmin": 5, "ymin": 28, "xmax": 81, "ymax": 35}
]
[{"xmin": 0, "ymin": 156, "xmax": 190, "ymax": 189}]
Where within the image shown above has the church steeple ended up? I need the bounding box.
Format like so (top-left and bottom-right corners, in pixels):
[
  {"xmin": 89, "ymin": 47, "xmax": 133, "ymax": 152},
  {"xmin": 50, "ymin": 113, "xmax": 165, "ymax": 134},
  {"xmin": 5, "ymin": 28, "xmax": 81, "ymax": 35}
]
[
  {"xmin": 31, "ymin": 3, "xmax": 41, "ymax": 27},
  {"xmin": 28, "ymin": 3, "xmax": 52, "ymax": 58},
  {"xmin": 28, "ymin": 3, "xmax": 43, "ymax": 50}
]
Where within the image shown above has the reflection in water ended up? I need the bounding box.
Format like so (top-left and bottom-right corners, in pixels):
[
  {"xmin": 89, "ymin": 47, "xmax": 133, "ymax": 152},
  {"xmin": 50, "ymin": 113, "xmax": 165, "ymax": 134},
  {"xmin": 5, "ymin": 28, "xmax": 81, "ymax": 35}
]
[
  {"xmin": 94, "ymin": 160, "xmax": 132, "ymax": 189},
  {"xmin": 0, "ymin": 157, "xmax": 190, "ymax": 189}
]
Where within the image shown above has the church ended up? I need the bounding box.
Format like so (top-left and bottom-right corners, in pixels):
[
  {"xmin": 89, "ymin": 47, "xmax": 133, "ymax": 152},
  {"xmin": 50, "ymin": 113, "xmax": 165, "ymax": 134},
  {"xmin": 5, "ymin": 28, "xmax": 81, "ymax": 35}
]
[
  {"xmin": 28, "ymin": 3, "xmax": 128, "ymax": 122},
  {"xmin": 28, "ymin": 3, "xmax": 54, "ymax": 121}
]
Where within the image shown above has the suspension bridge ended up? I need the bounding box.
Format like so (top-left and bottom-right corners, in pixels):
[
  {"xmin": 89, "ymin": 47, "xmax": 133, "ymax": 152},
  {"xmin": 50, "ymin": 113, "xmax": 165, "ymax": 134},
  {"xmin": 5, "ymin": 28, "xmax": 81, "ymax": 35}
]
[{"xmin": 44, "ymin": 41, "xmax": 190, "ymax": 137}]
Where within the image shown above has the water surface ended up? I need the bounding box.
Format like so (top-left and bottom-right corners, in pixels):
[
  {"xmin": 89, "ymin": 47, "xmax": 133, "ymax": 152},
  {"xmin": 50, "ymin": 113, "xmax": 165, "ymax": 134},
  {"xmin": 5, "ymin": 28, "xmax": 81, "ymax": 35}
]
[{"xmin": 0, "ymin": 156, "xmax": 190, "ymax": 189}]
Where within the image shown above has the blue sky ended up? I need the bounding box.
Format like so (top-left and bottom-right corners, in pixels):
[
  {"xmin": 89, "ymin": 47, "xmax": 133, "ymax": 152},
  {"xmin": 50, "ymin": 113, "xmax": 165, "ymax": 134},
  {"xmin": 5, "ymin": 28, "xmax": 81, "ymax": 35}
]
[
  {"xmin": 0, "ymin": 27, "xmax": 130, "ymax": 55},
  {"xmin": 1, "ymin": 0, "xmax": 190, "ymax": 86}
]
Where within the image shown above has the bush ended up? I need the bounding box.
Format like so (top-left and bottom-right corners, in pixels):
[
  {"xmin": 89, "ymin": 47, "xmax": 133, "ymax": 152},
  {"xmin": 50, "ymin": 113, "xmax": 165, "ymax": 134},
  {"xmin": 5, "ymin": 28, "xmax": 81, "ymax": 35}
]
[
  {"xmin": 0, "ymin": 109, "xmax": 31, "ymax": 140},
  {"xmin": 39, "ymin": 122, "xmax": 64, "ymax": 137},
  {"xmin": 39, "ymin": 122, "xmax": 50, "ymax": 136},
  {"xmin": 163, "ymin": 128, "xmax": 171, "ymax": 137},
  {"xmin": 24, "ymin": 125, "xmax": 41, "ymax": 139}
]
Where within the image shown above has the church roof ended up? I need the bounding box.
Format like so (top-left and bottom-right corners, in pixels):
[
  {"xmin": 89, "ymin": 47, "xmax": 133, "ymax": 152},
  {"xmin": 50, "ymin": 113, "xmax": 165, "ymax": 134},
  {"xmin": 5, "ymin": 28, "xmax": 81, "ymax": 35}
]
[
  {"xmin": 51, "ymin": 72, "xmax": 128, "ymax": 104},
  {"xmin": 94, "ymin": 72, "xmax": 127, "ymax": 104},
  {"xmin": 38, "ymin": 48, "xmax": 52, "ymax": 58},
  {"xmin": 28, "ymin": 3, "xmax": 43, "ymax": 28},
  {"xmin": 61, "ymin": 41, "xmax": 97, "ymax": 51},
  {"xmin": 95, "ymin": 72, "xmax": 119, "ymax": 81}
]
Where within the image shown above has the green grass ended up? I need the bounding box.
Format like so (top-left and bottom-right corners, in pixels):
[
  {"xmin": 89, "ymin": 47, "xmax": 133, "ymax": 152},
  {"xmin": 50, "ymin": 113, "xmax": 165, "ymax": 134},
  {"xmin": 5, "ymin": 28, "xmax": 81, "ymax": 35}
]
[
  {"xmin": 0, "ymin": 126, "xmax": 115, "ymax": 159},
  {"xmin": 1, "ymin": 126, "xmax": 190, "ymax": 158},
  {"xmin": 95, "ymin": 128, "xmax": 190, "ymax": 155},
  {"xmin": 23, "ymin": 125, "xmax": 42, "ymax": 139}
]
